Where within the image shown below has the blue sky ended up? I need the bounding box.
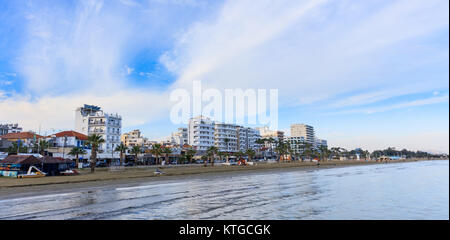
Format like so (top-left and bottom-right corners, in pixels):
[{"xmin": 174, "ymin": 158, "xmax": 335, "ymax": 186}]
[{"xmin": 0, "ymin": 0, "xmax": 448, "ymax": 153}]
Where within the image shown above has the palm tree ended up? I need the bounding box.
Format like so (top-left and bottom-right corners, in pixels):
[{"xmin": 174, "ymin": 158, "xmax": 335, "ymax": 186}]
[
  {"xmin": 245, "ymin": 149, "xmax": 256, "ymax": 163},
  {"xmin": 235, "ymin": 151, "xmax": 244, "ymax": 164},
  {"xmin": 185, "ymin": 148, "xmax": 197, "ymax": 164},
  {"xmin": 302, "ymin": 143, "xmax": 313, "ymax": 161},
  {"xmin": 275, "ymin": 140, "xmax": 289, "ymax": 162},
  {"xmin": 217, "ymin": 151, "xmax": 225, "ymax": 162},
  {"xmin": 86, "ymin": 134, "xmax": 105, "ymax": 173},
  {"xmin": 115, "ymin": 143, "xmax": 128, "ymax": 166},
  {"xmin": 9, "ymin": 141, "xmax": 29, "ymax": 154},
  {"xmin": 201, "ymin": 155, "xmax": 208, "ymax": 167},
  {"xmin": 318, "ymin": 145, "xmax": 329, "ymax": 162},
  {"xmin": 223, "ymin": 151, "xmax": 230, "ymax": 163},
  {"xmin": 254, "ymin": 138, "xmax": 265, "ymax": 158},
  {"xmin": 68, "ymin": 147, "xmax": 87, "ymax": 168},
  {"xmin": 38, "ymin": 139, "xmax": 50, "ymax": 156},
  {"xmin": 364, "ymin": 150, "xmax": 371, "ymax": 161},
  {"xmin": 178, "ymin": 154, "xmax": 187, "ymax": 164},
  {"xmin": 151, "ymin": 143, "xmax": 163, "ymax": 165},
  {"xmin": 162, "ymin": 147, "xmax": 172, "ymax": 165},
  {"xmin": 131, "ymin": 146, "xmax": 142, "ymax": 164},
  {"xmin": 206, "ymin": 146, "xmax": 218, "ymax": 167}
]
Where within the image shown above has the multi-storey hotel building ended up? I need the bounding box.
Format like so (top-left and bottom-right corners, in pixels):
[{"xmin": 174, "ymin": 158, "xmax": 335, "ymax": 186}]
[
  {"xmin": 188, "ymin": 116, "xmax": 215, "ymax": 152},
  {"xmin": 188, "ymin": 116, "xmax": 261, "ymax": 153},
  {"xmin": 75, "ymin": 104, "xmax": 122, "ymax": 154},
  {"xmin": 290, "ymin": 124, "xmax": 315, "ymax": 145}
]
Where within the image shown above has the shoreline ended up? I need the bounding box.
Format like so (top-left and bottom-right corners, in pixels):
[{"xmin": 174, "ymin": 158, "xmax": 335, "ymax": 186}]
[{"xmin": 0, "ymin": 158, "xmax": 446, "ymax": 200}]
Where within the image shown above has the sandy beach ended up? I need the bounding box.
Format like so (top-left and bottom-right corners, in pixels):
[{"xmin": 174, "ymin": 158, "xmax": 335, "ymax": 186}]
[{"xmin": 1, "ymin": 158, "xmax": 443, "ymax": 200}]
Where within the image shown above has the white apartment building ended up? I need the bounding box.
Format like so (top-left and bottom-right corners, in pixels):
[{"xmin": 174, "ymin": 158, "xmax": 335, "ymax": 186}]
[
  {"xmin": 171, "ymin": 128, "xmax": 188, "ymax": 146},
  {"xmin": 315, "ymin": 138, "xmax": 328, "ymax": 148},
  {"xmin": 290, "ymin": 124, "xmax": 315, "ymax": 145},
  {"xmin": 0, "ymin": 123, "xmax": 22, "ymax": 136},
  {"xmin": 237, "ymin": 127, "xmax": 261, "ymax": 152},
  {"xmin": 287, "ymin": 136, "xmax": 307, "ymax": 154},
  {"xmin": 188, "ymin": 116, "xmax": 261, "ymax": 152},
  {"xmin": 75, "ymin": 104, "xmax": 122, "ymax": 154},
  {"xmin": 188, "ymin": 116, "xmax": 215, "ymax": 152},
  {"xmin": 214, "ymin": 123, "xmax": 238, "ymax": 152}
]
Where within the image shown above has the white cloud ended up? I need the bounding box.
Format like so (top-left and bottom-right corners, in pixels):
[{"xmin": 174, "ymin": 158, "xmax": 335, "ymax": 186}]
[
  {"xmin": 0, "ymin": 90, "xmax": 171, "ymax": 133},
  {"xmin": 330, "ymin": 95, "xmax": 449, "ymax": 115},
  {"xmin": 162, "ymin": 0, "xmax": 449, "ymax": 107},
  {"xmin": 126, "ymin": 66, "xmax": 135, "ymax": 75}
]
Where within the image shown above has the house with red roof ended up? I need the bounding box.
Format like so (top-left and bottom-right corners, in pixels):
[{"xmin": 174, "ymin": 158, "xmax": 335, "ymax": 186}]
[
  {"xmin": 45, "ymin": 131, "xmax": 89, "ymax": 159},
  {"xmin": 0, "ymin": 132, "xmax": 44, "ymax": 150}
]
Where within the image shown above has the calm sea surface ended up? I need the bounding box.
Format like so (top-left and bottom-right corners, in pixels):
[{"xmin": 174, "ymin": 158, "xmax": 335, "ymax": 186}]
[{"xmin": 0, "ymin": 160, "xmax": 448, "ymax": 219}]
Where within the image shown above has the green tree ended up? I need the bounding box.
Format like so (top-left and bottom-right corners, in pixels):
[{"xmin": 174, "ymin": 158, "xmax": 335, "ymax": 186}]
[
  {"xmin": 245, "ymin": 149, "xmax": 256, "ymax": 163},
  {"xmin": 318, "ymin": 145, "xmax": 329, "ymax": 162},
  {"xmin": 86, "ymin": 134, "xmax": 105, "ymax": 173},
  {"xmin": 162, "ymin": 147, "xmax": 172, "ymax": 165},
  {"xmin": 235, "ymin": 150, "xmax": 244, "ymax": 163},
  {"xmin": 151, "ymin": 144, "xmax": 163, "ymax": 165},
  {"xmin": 115, "ymin": 143, "xmax": 128, "ymax": 166},
  {"xmin": 185, "ymin": 148, "xmax": 197, "ymax": 164},
  {"xmin": 131, "ymin": 145, "xmax": 142, "ymax": 164},
  {"xmin": 206, "ymin": 146, "xmax": 218, "ymax": 167},
  {"xmin": 68, "ymin": 147, "xmax": 87, "ymax": 168},
  {"xmin": 38, "ymin": 139, "xmax": 50, "ymax": 156}
]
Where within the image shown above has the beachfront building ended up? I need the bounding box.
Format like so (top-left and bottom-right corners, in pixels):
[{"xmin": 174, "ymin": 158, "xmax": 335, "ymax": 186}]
[
  {"xmin": 237, "ymin": 126, "xmax": 261, "ymax": 152},
  {"xmin": 170, "ymin": 128, "xmax": 188, "ymax": 146},
  {"xmin": 0, "ymin": 132, "xmax": 44, "ymax": 150},
  {"xmin": 188, "ymin": 116, "xmax": 215, "ymax": 152},
  {"xmin": 75, "ymin": 104, "xmax": 122, "ymax": 154},
  {"xmin": 287, "ymin": 136, "xmax": 307, "ymax": 155},
  {"xmin": 214, "ymin": 123, "xmax": 238, "ymax": 152},
  {"xmin": 121, "ymin": 129, "xmax": 149, "ymax": 147},
  {"xmin": 315, "ymin": 138, "xmax": 328, "ymax": 148},
  {"xmin": 45, "ymin": 130, "xmax": 89, "ymax": 159},
  {"xmin": 291, "ymin": 124, "xmax": 315, "ymax": 145},
  {"xmin": 256, "ymin": 126, "xmax": 285, "ymax": 141},
  {"xmin": 255, "ymin": 126, "xmax": 284, "ymax": 156},
  {"xmin": 188, "ymin": 116, "xmax": 261, "ymax": 153},
  {"xmin": 0, "ymin": 123, "xmax": 23, "ymax": 135}
]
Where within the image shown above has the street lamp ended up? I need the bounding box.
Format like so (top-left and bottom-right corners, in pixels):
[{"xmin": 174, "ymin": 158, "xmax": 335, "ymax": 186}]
[{"xmin": 62, "ymin": 135, "xmax": 67, "ymax": 159}]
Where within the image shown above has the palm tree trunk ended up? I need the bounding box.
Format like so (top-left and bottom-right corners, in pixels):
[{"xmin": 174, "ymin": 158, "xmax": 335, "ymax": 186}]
[
  {"xmin": 91, "ymin": 148, "xmax": 96, "ymax": 173},
  {"xmin": 76, "ymin": 153, "xmax": 79, "ymax": 168}
]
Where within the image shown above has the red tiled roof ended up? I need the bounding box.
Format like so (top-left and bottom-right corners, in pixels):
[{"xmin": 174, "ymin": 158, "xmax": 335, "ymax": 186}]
[
  {"xmin": 52, "ymin": 131, "xmax": 88, "ymax": 140},
  {"xmin": 0, "ymin": 132, "xmax": 44, "ymax": 140},
  {"xmin": 1, "ymin": 155, "xmax": 43, "ymax": 164},
  {"xmin": 42, "ymin": 156, "xmax": 72, "ymax": 164}
]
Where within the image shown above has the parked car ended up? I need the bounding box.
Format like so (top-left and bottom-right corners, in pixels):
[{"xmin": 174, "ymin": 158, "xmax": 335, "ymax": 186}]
[
  {"xmin": 82, "ymin": 162, "xmax": 90, "ymax": 168},
  {"xmin": 124, "ymin": 162, "xmax": 135, "ymax": 167},
  {"xmin": 96, "ymin": 160, "xmax": 107, "ymax": 167}
]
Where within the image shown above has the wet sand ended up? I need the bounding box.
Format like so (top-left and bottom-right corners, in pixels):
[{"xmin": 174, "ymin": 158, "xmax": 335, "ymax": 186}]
[{"xmin": 0, "ymin": 159, "xmax": 440, "ymax": 200}]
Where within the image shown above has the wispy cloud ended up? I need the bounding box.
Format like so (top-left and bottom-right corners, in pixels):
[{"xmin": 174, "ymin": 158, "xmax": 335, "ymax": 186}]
[
  {"xmin": 330, "ymin": 95, "xmax": 449, "ymax": 115},
  {"xmin": 162, "ymin": 0, "xmax": 448, "ymax": 107}
]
